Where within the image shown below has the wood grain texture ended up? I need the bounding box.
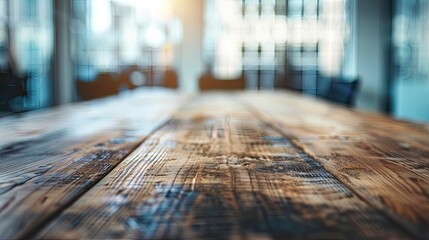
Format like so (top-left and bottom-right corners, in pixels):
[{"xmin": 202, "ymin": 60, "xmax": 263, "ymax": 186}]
[
  {"xmin": 0, "ymin": 89, "xmax": 189, "ymax": 239},
  {"xmin": 241, "ymin": 90, "xmax": 429, "ymax": 238},
  {"xmin": 37, "ymin": 94, "xmax": 411, "ymax": 239}
]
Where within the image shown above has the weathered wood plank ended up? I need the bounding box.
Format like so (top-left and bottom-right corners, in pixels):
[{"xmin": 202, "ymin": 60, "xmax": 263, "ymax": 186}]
[
  {"xmin": 242, "ymin": 90, "xmax": 429, "ymax": 238},
  {"xmin": 37, "ymin": 94, "xmax": 411, "ymax": 239},
  {"xmin": 0, "ymin": 89, "xmax": 189, "ymax": 239}
]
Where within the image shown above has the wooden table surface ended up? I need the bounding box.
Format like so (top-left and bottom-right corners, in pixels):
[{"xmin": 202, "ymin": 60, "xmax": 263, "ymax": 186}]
[{"xmin": 0, "ymin": 89, "xmax": 428, "ymax": 239}]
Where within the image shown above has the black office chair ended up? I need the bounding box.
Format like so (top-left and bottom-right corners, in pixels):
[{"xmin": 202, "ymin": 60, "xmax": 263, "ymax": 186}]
[
  {"xmin": 0, "ymin": 72, "xmax": 28, "ymax": 111},
  {"xmin": 323, "ymin": 77, "xmax": 360, "ymax": 107}
]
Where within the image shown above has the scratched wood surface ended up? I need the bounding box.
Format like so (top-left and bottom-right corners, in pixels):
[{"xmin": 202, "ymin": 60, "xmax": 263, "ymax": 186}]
[
  {"xmin": 1, "ymin": 90, "xmax": 428, "ymax": 239},
  {"xmin": 0, "ymin": 89, "xmax": 188, "ymax": 239},
  {"xmin": 240, "ymin": 91, "xmax": 429, "ymax": 239},
  {"xmin": 36, "ymin": 94, "xmax": 412, "ymax": 239}
]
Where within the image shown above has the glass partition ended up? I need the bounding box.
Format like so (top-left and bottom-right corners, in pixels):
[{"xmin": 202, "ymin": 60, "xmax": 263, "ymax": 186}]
[{"xmin": 392, "ymin": 0, "xmax": 429, "ymax": 121}]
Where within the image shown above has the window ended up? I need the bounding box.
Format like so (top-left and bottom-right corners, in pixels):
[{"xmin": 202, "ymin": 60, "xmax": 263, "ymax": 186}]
[
  {"xmin": 72, "ymin": 0, "xmax": 182, "ymax": 86},
  {"xmin": 204, "ymin": 0, "xmax": 349, "ymax": 92}
]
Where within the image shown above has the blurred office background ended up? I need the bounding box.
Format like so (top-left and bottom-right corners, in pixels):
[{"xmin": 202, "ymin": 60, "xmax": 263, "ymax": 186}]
[{"xmin": 0, "ymin": 0, "xmax": 428, "ymax": 122}]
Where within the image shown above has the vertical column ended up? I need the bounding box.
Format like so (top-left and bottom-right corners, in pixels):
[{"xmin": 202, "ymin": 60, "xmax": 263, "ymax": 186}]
[
  {"xmin": 173, "ymin": 0, "xmax": 204, "ymax": 92},
  {"xmin": 53, "ymin": 0, "xmax": 73, "ymax": 105},
  {"xmin": 355, "ymin": 0, "xmax": 391, "ymax": 112}
]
